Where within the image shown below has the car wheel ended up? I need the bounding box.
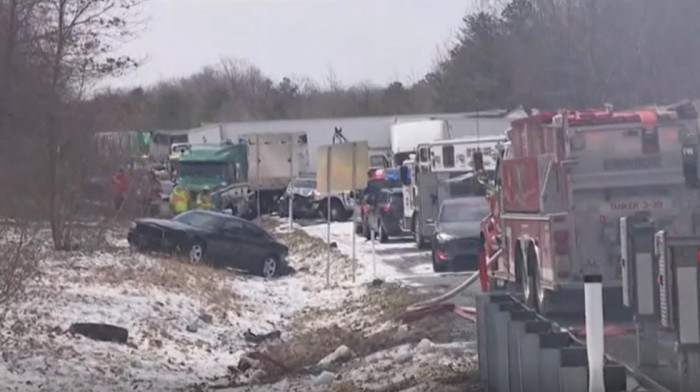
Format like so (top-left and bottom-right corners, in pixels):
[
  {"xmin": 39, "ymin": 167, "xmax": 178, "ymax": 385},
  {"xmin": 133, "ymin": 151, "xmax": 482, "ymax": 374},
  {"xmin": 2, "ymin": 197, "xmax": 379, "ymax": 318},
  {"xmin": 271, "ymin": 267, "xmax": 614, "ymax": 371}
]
[
  {"xmin": 432, "ymin": 250, "xmax": 446, "ymax": 273},
  {"xmin": 379, "ymin": 220, "xmax": 389, "ymax": 243},
  {"xmin": 328, "ymin": 199, "xmax": 344, "ymax": 222},
  {"xmin": 259, "ymin": 255, "xmax": 279, "ymax": 278},
  {"xmin": 188, "ymin": 241, "xmax": 206, "ymax": 264}
]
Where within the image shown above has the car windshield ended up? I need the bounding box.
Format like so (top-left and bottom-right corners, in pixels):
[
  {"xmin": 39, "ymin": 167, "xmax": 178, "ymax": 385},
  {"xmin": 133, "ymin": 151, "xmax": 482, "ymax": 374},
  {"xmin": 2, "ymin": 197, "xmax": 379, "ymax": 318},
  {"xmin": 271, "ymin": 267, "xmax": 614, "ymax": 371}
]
[
  {"xmin": 173, "ymin": 211, "xmax": 221, "ymax": 230},
  {"xmin": 438, "ymin": 202, "xmax": 489, "ymax": 223},
  {"xmin": 179, "ymin": 162, "xmax": 226, "ymax": 178},
  {"xmin": 292, "ymin": 179, "xmax": 316, "ymax": 188}
]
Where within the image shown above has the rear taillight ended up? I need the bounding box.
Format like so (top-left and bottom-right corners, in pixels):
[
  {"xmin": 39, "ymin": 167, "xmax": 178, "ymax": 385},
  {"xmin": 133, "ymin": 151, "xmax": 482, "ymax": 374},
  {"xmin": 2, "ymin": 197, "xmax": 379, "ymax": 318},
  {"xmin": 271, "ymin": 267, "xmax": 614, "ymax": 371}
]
[
  {"xmin": 382, "ymin": 204, "xmax": 392, "ymax": 212},
  {"xmin": 553, "ymin": 230, "xmax": 569, "ymax": 255}
]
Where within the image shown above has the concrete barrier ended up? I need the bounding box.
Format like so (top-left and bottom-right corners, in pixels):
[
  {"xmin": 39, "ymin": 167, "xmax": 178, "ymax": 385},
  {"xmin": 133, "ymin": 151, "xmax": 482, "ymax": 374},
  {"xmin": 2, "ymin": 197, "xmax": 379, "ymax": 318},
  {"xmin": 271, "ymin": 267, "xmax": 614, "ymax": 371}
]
[{"xmin": 476, "ymin": 293, "xmax": 631, "ymax": 392}]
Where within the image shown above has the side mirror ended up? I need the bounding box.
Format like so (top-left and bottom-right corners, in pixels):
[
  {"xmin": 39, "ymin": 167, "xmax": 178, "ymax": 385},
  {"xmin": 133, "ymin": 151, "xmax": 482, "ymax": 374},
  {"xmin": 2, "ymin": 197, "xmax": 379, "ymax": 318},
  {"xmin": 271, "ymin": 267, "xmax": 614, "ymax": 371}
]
[{"xmin": 399, "ymin": 166, "xmax": 410, "ymax": 186}]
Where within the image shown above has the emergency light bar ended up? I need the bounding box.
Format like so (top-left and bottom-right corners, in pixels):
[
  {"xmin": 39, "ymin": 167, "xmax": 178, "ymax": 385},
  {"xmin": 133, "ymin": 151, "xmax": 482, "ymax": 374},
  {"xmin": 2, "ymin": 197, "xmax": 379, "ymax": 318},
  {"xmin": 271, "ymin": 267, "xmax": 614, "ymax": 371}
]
[{"xmin": 368, "ymin": 168, "xmax": 399, "ymax": 180}]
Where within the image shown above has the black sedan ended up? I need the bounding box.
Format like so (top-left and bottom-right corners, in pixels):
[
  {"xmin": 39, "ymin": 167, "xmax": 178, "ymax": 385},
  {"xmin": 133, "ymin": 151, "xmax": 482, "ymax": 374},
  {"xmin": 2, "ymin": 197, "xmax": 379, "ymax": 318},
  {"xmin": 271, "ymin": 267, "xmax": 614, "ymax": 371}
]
[
  {"xmin": 127, "ymin": 210, "xmax": 289, "ymax": 278},
  {"xmin": 431, "ymin": 197, "xmax": 489, "ymax": 272}
]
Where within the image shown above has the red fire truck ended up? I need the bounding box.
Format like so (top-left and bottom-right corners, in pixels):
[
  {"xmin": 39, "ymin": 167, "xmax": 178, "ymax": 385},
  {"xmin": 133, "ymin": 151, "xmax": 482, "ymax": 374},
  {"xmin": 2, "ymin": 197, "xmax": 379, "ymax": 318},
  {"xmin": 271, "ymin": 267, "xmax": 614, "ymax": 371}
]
[{"xmin": 479, "ymin": 101, "xmax": 700, "ymax": 314}]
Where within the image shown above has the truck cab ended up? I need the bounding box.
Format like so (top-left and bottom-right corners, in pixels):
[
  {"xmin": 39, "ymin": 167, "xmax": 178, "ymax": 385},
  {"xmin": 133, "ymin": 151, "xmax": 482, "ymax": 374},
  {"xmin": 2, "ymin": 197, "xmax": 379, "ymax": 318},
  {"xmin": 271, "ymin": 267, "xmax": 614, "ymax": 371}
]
[
  {"xmin": 402, "ymin": 136, "xmax": 506, "ymax": 249},
  {"xmin": 174, "ymin": 144, "xmax": 248, "ymax": 211}
]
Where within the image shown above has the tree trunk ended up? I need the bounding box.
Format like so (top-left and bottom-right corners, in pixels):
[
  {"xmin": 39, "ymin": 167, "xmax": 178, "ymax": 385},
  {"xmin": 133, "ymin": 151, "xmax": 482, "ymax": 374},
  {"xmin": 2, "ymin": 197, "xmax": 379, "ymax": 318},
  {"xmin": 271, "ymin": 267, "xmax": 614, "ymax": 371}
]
[{"xmin": 48, "ymin": 0, "xmax": 67, "ymax": 250}]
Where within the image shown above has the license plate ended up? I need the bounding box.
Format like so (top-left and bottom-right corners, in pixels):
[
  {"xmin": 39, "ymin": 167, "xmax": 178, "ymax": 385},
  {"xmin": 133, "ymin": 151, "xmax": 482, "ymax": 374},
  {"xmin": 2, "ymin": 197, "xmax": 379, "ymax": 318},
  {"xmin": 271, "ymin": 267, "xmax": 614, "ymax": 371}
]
[{"xmin": 604, "ymin": 198, "xmax": 670, "ymax": 213}]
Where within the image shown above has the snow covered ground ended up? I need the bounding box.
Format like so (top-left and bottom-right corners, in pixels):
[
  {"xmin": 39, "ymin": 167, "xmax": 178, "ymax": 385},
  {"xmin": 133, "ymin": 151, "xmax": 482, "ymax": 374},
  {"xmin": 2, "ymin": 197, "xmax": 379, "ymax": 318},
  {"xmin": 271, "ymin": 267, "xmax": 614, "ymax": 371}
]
[
  {"xmin": 0, "ymin": 219, "xmax": 481, "ymax": 392},
  {"xmin": 301, "ymin": 221, "xmax": 434, "ymax": 283},
  {"xmin": 299, "ymin": 220, "xmax": 478, "ymax": 303}
]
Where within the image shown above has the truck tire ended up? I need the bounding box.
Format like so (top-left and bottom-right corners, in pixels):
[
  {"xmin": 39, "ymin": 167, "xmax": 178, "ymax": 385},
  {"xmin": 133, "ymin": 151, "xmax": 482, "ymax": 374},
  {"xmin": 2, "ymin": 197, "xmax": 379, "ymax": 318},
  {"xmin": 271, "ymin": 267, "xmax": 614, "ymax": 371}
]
[
  {"xmin": 412, "ymin": 216, "xmax": 428, "ymax": 250},
  {"xmin": 522, "ymin": 265, "xmax": 536, "ymax": 309},
  {"xmin": 533, "ymin": 265, "xmax": 553, "ymax": 315},
  {"xmin": 278, "ymin": 200, "xmax": 288, "ymax": 218},
  {"xmin": 322, "ymin": 198, "xmax": 345, "ymax": 222}
]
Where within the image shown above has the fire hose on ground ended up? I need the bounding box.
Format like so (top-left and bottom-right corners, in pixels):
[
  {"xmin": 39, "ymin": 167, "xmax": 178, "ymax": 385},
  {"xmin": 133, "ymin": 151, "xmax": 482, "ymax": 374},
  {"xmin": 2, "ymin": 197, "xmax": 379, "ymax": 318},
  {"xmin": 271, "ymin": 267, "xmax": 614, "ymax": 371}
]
[{"xmin": 398, "ymin": 249, "xmax": 502, "ymax": 323}]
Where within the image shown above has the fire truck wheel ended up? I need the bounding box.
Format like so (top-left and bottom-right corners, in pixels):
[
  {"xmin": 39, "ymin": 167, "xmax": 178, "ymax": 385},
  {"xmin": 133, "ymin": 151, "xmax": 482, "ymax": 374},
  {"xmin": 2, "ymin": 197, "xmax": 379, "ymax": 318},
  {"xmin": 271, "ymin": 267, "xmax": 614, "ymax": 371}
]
[
  {"xmin": 522, "ymin": 264, "xmax": 537, "ymax": 309},
  {"xmin": 534, "ymin": 269, "xmax": 552, "ymax": 315}
]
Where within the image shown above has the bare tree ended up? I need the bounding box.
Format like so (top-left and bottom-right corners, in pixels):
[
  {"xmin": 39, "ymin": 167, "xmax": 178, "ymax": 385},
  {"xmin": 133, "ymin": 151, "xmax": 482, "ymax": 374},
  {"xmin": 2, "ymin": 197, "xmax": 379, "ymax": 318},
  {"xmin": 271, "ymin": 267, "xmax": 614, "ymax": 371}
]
[{"xmin": 28, "ymin": 0, "xmax": 141, "ymax": 249}]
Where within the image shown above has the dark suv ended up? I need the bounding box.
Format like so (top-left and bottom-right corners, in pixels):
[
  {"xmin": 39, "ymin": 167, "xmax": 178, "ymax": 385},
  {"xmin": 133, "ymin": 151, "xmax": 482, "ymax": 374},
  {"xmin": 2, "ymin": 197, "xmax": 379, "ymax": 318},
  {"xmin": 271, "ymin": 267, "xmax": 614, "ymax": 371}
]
[
  {"xmin": 366, "ymin": 188, "xmax": 405, "ymax": 243},
  {"xmin": 354, "ymin": 178, "xmax": 401, "ymax": 236}
]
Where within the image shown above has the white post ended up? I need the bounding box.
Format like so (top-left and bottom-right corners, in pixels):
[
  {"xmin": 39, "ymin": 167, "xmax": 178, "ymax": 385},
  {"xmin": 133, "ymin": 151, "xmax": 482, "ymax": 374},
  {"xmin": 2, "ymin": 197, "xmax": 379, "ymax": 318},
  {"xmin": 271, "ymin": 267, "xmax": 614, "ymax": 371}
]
[
  {"xmin": 584, "ymin": 274, "xmax": 605, "ymax": 392},
  {"xmin": 371, "ymin": 228, "xmax": 376, "ymax": 279},
  {"xmin": 351, "ymin": 143, "xmax": 357, "ymax": 283},
  {"xmin": 288, "ymin": 194, "xmax": 293, "ymax": 232},
  {"xmin": 288, "ymin": 134, "xmax": 294, "ymax": 233},
  {"xmin": 326, "ymin": 146, "xmax": 332, "ymax": 287},
  {"xmin": 255, "ymin": 135, "xmax": 261, "ymax": 223}
]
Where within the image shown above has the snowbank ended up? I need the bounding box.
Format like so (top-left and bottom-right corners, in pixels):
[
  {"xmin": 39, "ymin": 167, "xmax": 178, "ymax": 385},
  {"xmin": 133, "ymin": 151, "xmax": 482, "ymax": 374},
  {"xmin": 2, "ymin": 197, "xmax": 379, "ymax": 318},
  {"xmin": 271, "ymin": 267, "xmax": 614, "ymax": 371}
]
[
  {"xmin": 0, "ymin": 219, "xmax": 481, "ymax": 392},
  {"xmin": 0, "ymin": 223, "xmax": 350, "ymax": 391}
]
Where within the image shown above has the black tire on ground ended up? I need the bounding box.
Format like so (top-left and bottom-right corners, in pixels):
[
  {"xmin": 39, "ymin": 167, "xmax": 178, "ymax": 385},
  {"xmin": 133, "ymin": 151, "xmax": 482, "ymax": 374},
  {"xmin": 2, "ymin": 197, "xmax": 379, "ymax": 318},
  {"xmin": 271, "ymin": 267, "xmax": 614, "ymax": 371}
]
[
  {"xmin": 187, "ymin": 241, "xmax": 206, "ymax": 265},
  {"xmin": 278, "ymin": 200, "xmax": 288, "ymax": 218},
  {"xmin": 432, "ymin": 251, "xmax": 447, "ymax": 272},
  {"xmin": 258, "ymin": 254, "xmax": 284, "ymax": 278},
  {"xmin": 412, "ymin": 217, "xmax": 428, "ymax": 250}
]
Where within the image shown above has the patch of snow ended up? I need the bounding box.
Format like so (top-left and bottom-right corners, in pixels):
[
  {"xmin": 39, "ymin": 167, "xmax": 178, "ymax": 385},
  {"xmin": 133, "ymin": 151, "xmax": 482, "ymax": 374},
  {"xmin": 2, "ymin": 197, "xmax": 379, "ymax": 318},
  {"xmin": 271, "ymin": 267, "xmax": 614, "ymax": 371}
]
[{"xmin": 301, "ymin": 221, "xmax": 433, "ymax": 284}]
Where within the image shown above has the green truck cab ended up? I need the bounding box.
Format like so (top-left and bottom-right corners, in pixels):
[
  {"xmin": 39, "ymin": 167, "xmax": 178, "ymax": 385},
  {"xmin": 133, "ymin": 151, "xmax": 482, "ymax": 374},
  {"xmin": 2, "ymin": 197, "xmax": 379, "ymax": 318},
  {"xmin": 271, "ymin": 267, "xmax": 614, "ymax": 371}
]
[{"xmin": 174, "ymin": 144, "xmax": 250, "ymax": 211}]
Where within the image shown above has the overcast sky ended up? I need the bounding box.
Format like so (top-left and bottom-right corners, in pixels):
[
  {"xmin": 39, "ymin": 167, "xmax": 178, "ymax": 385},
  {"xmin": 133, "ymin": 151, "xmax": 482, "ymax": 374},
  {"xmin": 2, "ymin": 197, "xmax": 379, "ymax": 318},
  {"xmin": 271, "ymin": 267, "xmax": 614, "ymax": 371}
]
[{"xmin": 106, "ymin": 0, "xmax": 473, "ymax": 90}]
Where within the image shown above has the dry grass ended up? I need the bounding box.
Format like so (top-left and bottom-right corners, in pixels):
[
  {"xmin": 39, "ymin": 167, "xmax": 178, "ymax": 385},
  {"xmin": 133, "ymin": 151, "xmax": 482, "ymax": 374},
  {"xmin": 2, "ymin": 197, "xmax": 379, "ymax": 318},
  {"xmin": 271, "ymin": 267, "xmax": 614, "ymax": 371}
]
[
  {"xmin": 75, "ymin": 251, "xmax": 240, "ymax": 311},
  {"xmin": 256, "ymin": 282, "xmax": 470, "ymax": 383}
]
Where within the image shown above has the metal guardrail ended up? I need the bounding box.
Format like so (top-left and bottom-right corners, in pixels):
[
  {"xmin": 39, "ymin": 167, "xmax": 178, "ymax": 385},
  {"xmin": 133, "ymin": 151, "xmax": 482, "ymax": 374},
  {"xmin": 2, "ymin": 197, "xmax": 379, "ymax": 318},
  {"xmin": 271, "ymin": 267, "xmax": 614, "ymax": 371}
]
[{"xmin": 475, "ymin": 293, "xmax": 665, "ymax": 392}]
